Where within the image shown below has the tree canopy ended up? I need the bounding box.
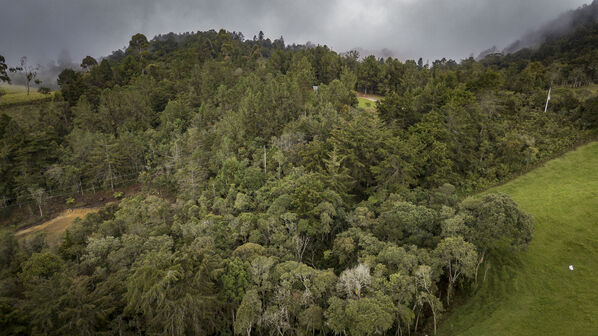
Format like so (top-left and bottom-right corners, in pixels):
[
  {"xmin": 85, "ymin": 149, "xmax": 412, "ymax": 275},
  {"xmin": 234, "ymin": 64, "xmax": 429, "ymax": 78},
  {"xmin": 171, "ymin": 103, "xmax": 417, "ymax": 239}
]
[{"xmin": 1, "ymin": 23, "xmax": 597, "ymax": 335}]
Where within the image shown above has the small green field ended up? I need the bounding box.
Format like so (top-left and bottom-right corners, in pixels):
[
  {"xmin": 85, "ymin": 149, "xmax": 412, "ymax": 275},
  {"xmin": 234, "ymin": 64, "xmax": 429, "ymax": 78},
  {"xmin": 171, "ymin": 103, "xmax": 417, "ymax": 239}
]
[
  {"xmin": 355, "ymin": 91, "xmax": 383, "ymax": 110},
  {"xmin": 357, "ymin": 97, "xmax": 377, "ymax": 110},
  {"xmin": 0, "ymin": 84, "xmax": 54, "ymax": 106},
  {"xmin": 440, "ymin": 142, "xmax": 598, "ymax": 335}
]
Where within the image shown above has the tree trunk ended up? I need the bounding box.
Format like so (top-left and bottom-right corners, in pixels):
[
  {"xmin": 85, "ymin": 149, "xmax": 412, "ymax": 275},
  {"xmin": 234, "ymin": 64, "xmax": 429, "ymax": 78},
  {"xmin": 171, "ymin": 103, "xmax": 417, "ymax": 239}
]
[
  {"xmin": 105, "ymin": 142, "xmax": 114, "ymax": 191},
  {"xmin": 431, "ymin": 307, "xmax": 437, "ymax": 335},
  {"xmin": 414, "ymin": 306, "xmax": 421, "ymax": 333},
  {"xmin": 396, "ymin": 317, "xmax": 402, "ymax": 336},
  {"xmin": 263, "ymin": 145, "xmax": 267, "ymax": 175},
  {"xmin": 474, "ymin": 250, "xmax": 485, "ymax": 285},
  {"xmin": 447, "ymin": 262, "xmax": 453, "ymax": 305},
  {"xmin": 483, "ymin": 262, "xmax": 491, "ymax": 282}
]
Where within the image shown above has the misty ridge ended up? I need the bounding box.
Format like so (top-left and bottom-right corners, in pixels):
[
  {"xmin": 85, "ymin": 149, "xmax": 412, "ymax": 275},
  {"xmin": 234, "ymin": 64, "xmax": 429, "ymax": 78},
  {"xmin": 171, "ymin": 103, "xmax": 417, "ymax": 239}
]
[
  {"xmin": 7, "ymin": 52, "xmax": 78, "ymax": 90},
  {"xmin": 7, "ymin": 33, "xmax": 402, "ymax": 90},
  {"xmin": 6, "ymin": 0, "xmax": 598, "ymax": 90},
  {"xmin": 478, "ymin": 0, "xmax": 598, "ymax": 59}
]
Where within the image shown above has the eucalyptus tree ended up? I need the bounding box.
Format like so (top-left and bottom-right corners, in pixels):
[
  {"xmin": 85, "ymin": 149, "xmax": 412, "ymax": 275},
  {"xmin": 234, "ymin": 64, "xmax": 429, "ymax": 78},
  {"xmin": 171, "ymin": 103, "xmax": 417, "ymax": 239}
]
[
  {"xmin": 433, "ymin": 236, "xmax": 477, "ymax": 304},
  {"xmin": 414, "ymin": 265, "xmax": 443, "ymax": 335},
  {"xmin": 9, "ymin": 56, "xmax": 40, "ymax": 95}
]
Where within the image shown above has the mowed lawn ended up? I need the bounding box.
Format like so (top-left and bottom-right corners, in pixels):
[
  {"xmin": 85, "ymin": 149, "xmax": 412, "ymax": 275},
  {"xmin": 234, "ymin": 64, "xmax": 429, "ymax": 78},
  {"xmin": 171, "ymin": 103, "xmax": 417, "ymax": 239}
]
[{"xmin": 440, "ymin": 142, "xmax": 598, "ymax": 335}]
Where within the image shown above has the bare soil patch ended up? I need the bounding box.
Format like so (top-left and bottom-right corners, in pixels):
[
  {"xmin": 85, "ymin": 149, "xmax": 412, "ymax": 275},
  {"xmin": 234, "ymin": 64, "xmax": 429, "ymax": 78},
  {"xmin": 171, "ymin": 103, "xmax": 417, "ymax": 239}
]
[{"xmin": 15, "ymin": 207, "xmax": 101, "ymax": 246}]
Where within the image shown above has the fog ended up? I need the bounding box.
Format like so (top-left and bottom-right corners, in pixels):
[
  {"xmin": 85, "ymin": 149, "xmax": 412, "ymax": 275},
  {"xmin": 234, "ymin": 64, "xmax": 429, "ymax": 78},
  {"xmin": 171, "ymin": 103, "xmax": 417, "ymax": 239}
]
[{"xmin": 0, "ymin": 0, "xmax": 591, "ymax": 72}]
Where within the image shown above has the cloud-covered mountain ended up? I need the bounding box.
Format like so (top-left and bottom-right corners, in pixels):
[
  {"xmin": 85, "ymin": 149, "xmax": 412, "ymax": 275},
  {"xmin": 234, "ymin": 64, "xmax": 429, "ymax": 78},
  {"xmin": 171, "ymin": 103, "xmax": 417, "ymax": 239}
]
[{"xmin": 503, "ymin": 0, "xmax": 598, "ymax": 54}]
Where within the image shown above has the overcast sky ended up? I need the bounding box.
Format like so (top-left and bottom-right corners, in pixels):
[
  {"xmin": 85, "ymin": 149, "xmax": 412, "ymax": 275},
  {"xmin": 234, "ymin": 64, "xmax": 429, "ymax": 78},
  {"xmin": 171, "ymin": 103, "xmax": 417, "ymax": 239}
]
[{"xmin": 0, "ymin": 0, "xmax": 590, "ymax": 66}]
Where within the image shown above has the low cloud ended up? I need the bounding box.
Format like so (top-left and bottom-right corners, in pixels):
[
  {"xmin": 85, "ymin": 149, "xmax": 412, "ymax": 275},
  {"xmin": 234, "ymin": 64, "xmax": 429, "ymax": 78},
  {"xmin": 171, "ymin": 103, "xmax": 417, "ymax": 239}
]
[{"xmin": 0, "ymin": 0, "xmax": 590, "ymax": 69}]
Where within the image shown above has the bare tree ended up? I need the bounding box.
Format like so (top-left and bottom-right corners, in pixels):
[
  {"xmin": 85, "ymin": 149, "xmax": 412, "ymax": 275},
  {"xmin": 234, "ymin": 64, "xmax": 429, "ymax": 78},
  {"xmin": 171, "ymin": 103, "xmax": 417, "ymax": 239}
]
[
  {"xmin": 28, "ymin": 187, "xmax": 46, "ymax": 217},
  {"xmin": 337, "ymin": 263, "xmax": 371, "ymax": 299},
  {"xmin": 415, "ymin": 265, "xmax": 443, "ymax": 335},
  {"xmin": 10, "ymin": 56, "xmax": 40, "ymax": 95}
]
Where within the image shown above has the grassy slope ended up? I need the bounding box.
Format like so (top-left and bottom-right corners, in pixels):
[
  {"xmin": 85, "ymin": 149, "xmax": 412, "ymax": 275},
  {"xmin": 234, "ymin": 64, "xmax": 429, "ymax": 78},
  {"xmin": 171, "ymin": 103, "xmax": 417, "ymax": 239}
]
[
  {"xmin": 440, "ymin": 142, "xmax": 598, "ymax": 335},
  {"xmin": 355, "ymin": 91, "xmax": 382, "ymax": 110},
  {"xmin": 0, "ymin": 84, "xmax": 54, "ymax": 106},
  {"xmin": 357, "ymin": 97, "xmax": 376, "ymax": 110},
  {"xmin": 15, "ymin": 208, "xmax": 100, "ymax": 246}
]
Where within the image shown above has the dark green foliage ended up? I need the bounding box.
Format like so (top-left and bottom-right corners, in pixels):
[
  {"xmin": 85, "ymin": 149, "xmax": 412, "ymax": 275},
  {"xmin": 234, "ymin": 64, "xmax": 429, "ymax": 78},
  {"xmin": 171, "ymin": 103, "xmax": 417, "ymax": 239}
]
[
  {"xmin": 0, "ymin": 55, "xmax": 10, "ymax": 83},
  {"xmin": 460, "ymin": 193, "xmax": 534, "ymax": 253},
  {"xmin": 18, "ymin": 252, "xmax": 64, "ymax": 285},
  {"xmin": 125, "ymin": 244, "xmax": 221, "ymax": 336},
  {"xmin": 127, "ymin": 33, "xmax": 149, "ymax": 55},
  {"xmin": 357, "ymin": 55, "xmax": 382, "ymax": 94},
  {"xmin": 57, "ymin": 68, "xmax": 85, "ymax": 105},
  {"xmin": 330, "ymin": 108, "xmax": 389, "ymax": 194},
  {"xmin": 326, "ymin": 293, "xmax": 395, "ymax": 336},
  {"xmin": 80, "ymin": 56, "xmax": 98, "ymax": 70},
  {"xmin": 377, "ymin": 201, "xmax": 439, "ymax": 248},
  {"xmin": 581, "ymin": 96, "xmax": 598, "ymax": 128},
  {"xmin": 0, "ymin": 228, "xmax": 17, "ymax": 268},
  {"xmin": 37, "ymin": 86, "xmax": 51, "ymax": 94},
  {"xmin": 376, "ymin": 92, "xmax": 420, "ymax": 128},
  {"xmin": 1, "ymin": 25, "xmax": 596, "ymax": 336}
]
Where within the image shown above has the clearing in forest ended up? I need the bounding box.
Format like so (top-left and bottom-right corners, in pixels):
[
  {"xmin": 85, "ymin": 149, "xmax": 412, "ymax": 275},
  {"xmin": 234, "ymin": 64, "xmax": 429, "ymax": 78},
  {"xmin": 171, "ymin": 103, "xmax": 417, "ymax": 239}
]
[
  {"xmin": 356, "ymin": 92, "xmax": 382, "ymax": 110},
  {"xmin": 0, "ymin": 84, "xmax": 54, "ymax": 106},
  {"xmin": 439, "ymin": 142, "xmax": 598, "ymax": 335},
  {"xmin": 15, "ymin": 207, "xmax": 100, "ymax": 246}
]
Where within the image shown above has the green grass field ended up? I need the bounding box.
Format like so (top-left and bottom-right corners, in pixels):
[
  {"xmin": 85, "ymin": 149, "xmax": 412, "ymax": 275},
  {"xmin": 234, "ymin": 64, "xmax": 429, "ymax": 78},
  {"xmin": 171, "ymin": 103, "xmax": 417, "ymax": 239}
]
[
  {"xmin": 439, "ymin": 142, "xmax": 598, "ymax": 335},
  {"xmin": 0, "ymin": 84, "xmax": 54, "ymax": 106},
  {"xmin": 357, "ymin": 97, "xmax": 377, "ymax": 110}
]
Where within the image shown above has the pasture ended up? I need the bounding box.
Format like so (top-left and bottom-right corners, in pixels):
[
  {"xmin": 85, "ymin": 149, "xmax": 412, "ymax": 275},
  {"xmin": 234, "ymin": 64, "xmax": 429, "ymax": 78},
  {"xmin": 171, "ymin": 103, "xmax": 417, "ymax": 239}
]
[
  {"xmin": 0, "ymin": 84, "xmax": 54, "ymax": 107},
  {"xmin": 440, "ymin": 142, "xmax": 598, "ymax": 335}
]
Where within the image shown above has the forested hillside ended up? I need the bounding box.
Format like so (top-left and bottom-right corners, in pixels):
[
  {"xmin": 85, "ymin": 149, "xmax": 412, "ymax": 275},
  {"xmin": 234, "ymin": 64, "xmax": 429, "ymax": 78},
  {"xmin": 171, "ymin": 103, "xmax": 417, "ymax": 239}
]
[{"xmin": 0, "ymin": 17, "xmax": 597, "ymax": 335}]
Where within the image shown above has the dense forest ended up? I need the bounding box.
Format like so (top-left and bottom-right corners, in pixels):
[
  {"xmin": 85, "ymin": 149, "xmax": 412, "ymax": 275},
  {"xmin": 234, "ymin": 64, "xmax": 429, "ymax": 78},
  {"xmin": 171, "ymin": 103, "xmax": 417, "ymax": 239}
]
[{"xmin": 0, "ymin": 13, "xmax": 597, "ymax": 336}]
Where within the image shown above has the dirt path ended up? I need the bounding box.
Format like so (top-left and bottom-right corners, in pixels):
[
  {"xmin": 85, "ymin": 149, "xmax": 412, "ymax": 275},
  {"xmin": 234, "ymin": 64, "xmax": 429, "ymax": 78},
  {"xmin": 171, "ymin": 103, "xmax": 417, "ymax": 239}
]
[
  {"xmin": 16, "ymin": 207, "xmax": 101, "ymax": 246},
  {"xmin": 356, "ymin": 92, "xmax": 382, "ymax": 102}
]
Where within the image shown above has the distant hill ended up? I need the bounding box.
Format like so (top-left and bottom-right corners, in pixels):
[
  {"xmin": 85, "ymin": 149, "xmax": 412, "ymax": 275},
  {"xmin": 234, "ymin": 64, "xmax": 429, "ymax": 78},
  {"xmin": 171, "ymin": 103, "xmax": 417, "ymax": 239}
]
[
  {"xmin": 476, "ymin": 1, "xmax": 598, "ymax": 87},
  {"xmin": 504, "ymin": 0, "xmax": 598, "ymax": 54}
]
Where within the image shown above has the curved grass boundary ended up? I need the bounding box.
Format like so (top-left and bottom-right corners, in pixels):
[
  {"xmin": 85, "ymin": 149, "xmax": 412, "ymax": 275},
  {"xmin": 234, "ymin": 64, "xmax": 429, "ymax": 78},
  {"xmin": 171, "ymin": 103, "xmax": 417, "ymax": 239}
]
[
  {"xmin": 15, "ymin": 207, "xmax": 101, "ymax": 246},
  {"xmin": 439, "ymin": 142, "xmax": 598, "ymax": 335},
  {"xmin": 0, "ymin": 84, "xmax": 56, "ymax": 108}
]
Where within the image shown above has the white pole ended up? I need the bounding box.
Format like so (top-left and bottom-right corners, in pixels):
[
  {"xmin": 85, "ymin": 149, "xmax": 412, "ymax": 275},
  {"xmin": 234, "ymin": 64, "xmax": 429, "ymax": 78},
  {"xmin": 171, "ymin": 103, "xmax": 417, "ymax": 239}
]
[
  {"xmin": 263, "ymin": 145, "xmax": 267, "ymax": 174},
  {"xmin": 544, "ymin": 87, "xmax": 551, "ymax": 113}
]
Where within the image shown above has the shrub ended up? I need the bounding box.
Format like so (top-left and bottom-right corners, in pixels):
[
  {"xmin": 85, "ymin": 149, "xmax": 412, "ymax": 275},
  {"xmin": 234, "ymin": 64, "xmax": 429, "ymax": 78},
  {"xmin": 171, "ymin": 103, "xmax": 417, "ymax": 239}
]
[{"xmin": 38, "ymin": 86, "xmax": 51, "ymax": 94}]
